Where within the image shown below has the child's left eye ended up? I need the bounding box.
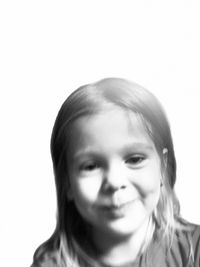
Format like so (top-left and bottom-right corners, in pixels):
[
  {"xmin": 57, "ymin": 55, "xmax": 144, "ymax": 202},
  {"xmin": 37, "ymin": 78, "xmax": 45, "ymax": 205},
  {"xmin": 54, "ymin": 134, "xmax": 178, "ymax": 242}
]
[{"xmin": 125, "ymin": 156, "xmax": 145, "ymax": 165}]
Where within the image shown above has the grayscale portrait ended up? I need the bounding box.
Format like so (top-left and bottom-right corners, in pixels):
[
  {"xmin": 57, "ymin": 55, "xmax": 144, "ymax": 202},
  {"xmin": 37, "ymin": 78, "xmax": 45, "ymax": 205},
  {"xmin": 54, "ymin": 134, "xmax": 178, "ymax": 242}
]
[{"xmin": 31, "ymin": 78, "xmax": 200, "ymax": 267}]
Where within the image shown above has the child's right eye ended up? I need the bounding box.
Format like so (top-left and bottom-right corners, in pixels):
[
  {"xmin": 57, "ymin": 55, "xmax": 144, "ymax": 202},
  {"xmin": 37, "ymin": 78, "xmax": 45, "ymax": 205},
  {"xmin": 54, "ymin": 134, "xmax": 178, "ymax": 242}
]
[{"xmin": 80, "ymin": 162, "xmax": 99, "ymax": 172}]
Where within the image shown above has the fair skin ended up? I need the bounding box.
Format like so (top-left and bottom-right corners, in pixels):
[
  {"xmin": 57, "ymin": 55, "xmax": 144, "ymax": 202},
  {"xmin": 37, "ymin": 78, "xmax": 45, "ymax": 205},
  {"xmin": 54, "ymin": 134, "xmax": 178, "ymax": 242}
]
[{"xmin": 67, "ymin": 108, "xmax": 164, "ymax": 266}]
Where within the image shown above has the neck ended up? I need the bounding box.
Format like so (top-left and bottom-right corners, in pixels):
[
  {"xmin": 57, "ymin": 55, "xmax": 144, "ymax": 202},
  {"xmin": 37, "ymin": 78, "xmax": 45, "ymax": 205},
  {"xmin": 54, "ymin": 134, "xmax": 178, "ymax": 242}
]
[{"xmin": 92, "ymin": 217, "xmax": 153, "ymax": 266}]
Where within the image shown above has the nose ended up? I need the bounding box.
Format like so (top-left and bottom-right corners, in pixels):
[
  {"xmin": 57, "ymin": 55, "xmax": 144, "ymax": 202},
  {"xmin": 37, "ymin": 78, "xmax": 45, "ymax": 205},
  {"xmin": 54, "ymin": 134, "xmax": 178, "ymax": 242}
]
[{"xmin": 102, "ymin": 160, "xmax": 128, "ymax": 192}]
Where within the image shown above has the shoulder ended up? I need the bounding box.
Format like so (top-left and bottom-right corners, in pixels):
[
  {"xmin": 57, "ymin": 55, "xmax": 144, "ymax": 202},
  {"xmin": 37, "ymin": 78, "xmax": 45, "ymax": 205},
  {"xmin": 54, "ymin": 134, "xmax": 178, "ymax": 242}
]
[
  {"xmin": 30, "ymin": 251, "xmax": 61, "ymax": 267},
  {"xmin": 175, "ymin": 218, "xmax": 200, "ymax": 245},
  {"xmin": 172, "ymin": 218, "xmax": 200, "ymax": 265},
  {"xmin": 149, "ymin": 219, "xmax": 200, "ymax": 266},
  {"xmin": 30, "ymin": 256, "xmax": 59, "ymax": 267},
  {"xmin": 31, "ymin": 259, "xmax": 56, "ymax": 267},
  {"xmin": 31, "ymin": 233, "xmax": 63, "ymax": 267}
]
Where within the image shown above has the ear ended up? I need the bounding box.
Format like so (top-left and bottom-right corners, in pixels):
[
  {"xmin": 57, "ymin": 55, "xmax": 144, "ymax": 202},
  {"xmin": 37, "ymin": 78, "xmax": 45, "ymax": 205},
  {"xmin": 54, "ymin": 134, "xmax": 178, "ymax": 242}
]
[
  {"xmin": 162, "ymin": 148, "xmax": 168, "ymax": 169},
  {"xmin": 160, "ymin": 148, "xmax": 168, "ymax": 185},
  {"xmin": 159, "ymin": 148, "xmax": 168, "ymax": 187}
]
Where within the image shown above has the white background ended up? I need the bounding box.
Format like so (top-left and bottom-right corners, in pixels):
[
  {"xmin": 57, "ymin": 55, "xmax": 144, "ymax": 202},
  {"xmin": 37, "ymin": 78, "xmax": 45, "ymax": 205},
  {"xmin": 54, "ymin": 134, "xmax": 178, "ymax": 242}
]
[{"xmin": 1, "ymin": 1, "xmax": 200, "ymax": 266}]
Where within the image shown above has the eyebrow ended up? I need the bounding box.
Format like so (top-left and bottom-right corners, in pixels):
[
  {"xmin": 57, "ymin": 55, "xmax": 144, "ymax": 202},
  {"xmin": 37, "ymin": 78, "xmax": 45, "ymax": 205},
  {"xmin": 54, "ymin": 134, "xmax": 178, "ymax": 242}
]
[
  {"xmin": 119, "ymin": 143, "xmax": 154, "ymax": 154},
  {"xmin": 73, "ymin": 142, "xmax": 154, "ymax": 159}
]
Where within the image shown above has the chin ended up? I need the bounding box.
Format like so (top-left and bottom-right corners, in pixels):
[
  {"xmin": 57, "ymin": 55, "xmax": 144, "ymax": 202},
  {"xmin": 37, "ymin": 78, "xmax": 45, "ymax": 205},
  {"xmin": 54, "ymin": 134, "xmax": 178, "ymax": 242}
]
[{"xmin": 98, "ymin": 215, "xmax": 148, "ymax": 238}]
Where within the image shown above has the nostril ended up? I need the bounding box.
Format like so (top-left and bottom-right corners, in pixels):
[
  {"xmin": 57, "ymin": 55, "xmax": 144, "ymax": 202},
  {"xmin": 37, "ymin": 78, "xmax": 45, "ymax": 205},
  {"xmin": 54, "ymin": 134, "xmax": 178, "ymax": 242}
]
[
  {"xmin": 102, "ymin": 163, "xmax": 127, "ymax": 192},
  {"xmin": 101, "ymin": 180, "xmax": 127, "ymax": 193},
  {"xmin": 121, "ymin": 185, "xmax": 126, "ymax": 189}
]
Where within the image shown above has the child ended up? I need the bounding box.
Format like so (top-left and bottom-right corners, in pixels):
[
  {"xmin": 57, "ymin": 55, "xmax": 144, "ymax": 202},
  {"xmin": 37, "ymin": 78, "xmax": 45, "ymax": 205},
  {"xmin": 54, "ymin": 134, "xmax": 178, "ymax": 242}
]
[{"xmin": 31, "ymin": 78, "xmax": 200, "ymax": 267}]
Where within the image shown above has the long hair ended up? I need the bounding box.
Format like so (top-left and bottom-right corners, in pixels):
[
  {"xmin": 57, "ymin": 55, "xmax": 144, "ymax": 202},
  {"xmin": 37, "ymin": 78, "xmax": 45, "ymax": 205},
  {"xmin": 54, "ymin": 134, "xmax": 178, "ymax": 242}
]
[{"xmin": 32, "ymin": 78, "xmax": 180, "ymax": 266}]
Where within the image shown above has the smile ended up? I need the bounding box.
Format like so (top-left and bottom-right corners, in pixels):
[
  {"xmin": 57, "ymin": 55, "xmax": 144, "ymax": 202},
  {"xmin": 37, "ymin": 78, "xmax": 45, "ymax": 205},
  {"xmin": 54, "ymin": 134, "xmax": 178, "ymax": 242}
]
[{"xmin": 99, "ymin": 199, "xmax": 136, "ymax": 218}]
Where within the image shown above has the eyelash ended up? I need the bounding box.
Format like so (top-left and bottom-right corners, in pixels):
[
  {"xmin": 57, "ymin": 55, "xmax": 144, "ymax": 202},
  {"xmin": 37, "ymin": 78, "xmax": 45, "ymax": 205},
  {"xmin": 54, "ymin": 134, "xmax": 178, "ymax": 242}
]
[
  {"xmin": 79, "ymin": 162, "xmax": 100, "ymax": 172},
  {"xmin": 125, "ymin": 155, "xmax": 146, "ymax": 165},
  {"xmin": 79, "ymin": 155, "xmax": 146, "ymax": 172}
]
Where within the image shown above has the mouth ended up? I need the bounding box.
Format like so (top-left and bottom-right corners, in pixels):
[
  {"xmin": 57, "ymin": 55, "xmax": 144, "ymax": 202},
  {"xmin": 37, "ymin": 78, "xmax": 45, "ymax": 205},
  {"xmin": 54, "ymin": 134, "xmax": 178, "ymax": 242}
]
[
  {"xmin": 99, "ymin": 199, "xmax": 136, "ymax": 218},
  {"xmin": 104, "ymin": 198, "xmax": 134, "ymax": 209}
]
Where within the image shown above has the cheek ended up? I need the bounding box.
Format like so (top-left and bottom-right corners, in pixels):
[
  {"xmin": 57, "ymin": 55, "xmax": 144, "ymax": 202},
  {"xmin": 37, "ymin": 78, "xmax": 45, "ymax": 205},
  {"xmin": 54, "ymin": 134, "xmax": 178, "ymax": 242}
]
[
  {"xmin": 137, "ymin": 162, "xmax": 161, "ymax": 191},
  {"xmin": 133, "ymin": 167, "xmax": 161, "ymax": 209},
  {"xmin": 70, "ymin": 175, "xmax": 102, "ymax": 204},
  {"xmin": 144, "ymin": 184, "xmax": 160, "ymax": 211}
]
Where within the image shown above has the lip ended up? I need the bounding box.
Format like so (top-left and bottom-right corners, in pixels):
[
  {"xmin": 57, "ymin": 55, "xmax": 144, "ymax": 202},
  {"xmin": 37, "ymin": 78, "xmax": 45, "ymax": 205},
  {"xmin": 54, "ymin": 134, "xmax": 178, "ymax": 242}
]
[
  {"xmin": 104, "ymin": 199, "xmax": 134, "ymax": 209},
  {"xmin": 99, "ymin": 199, "xmax": 136, "ymax": 218}
]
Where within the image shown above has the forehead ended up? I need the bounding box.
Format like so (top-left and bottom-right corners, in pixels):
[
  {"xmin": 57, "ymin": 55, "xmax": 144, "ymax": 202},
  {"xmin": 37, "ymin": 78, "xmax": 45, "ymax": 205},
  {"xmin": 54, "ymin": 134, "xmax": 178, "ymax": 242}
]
[{"xmin": 69, "ymin": 108, "xmax": 155, "ymax": 154}]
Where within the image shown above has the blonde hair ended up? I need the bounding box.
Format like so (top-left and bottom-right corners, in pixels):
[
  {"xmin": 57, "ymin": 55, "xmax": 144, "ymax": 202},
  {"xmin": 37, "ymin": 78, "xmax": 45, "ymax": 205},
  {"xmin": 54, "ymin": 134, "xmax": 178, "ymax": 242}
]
[{"xmin": 33, "ymin": 78, "xmax": 181, "ymax": 266}]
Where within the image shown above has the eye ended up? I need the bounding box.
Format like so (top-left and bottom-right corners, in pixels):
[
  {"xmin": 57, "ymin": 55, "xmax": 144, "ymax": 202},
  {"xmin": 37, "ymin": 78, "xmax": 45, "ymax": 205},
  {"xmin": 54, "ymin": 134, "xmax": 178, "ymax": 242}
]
[
  {"xmin": 125, "ymin": 155, "xmax": 145, "ymax": 165},
  {"xmin": 80, "ymin": 161, "xmax": 100, "ymax": 172}
]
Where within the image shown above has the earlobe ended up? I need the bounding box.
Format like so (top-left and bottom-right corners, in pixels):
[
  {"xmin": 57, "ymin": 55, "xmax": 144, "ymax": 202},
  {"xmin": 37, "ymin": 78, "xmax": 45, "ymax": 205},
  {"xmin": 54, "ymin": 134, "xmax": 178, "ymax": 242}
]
[
  {"xmin": 163, "ymin": 148, "xmax": 168, "ymax": 155},
  {"xmin": 160, "ymin": 148, "xmax": 168, "ymax": 187},
  {"xmin": 162, "ymin": 148, "xmax": 168, "ymax": 167}
]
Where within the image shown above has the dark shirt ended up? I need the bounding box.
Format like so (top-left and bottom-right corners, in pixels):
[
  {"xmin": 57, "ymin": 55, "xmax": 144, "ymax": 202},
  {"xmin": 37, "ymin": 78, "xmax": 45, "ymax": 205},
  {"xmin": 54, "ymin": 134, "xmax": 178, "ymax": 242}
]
[{"xmin": 31, "ymin": 222, "xmax": 200, "ymax": 267}]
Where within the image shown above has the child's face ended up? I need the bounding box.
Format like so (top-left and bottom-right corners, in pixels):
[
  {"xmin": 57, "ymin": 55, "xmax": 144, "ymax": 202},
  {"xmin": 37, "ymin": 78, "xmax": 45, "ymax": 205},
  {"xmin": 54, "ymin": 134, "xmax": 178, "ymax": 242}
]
[{"xmin": 67, "ymin": 108, "xmax": 162, "ymax": 241}]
